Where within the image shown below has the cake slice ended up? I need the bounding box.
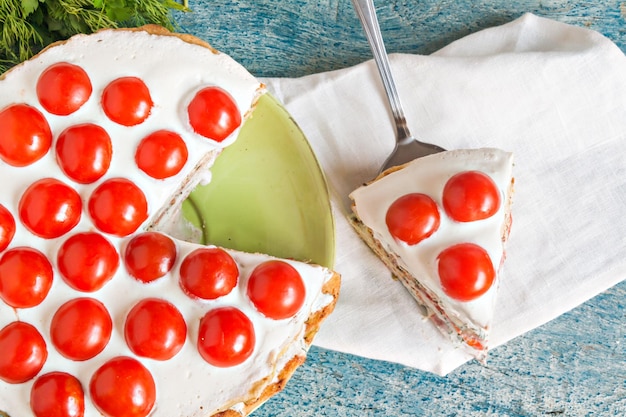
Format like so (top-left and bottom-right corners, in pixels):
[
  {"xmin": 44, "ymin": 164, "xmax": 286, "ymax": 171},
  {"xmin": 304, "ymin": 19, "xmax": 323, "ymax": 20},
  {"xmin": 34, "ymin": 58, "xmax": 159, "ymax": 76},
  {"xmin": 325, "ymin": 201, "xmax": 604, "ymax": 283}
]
[{"xmin": 349, "ymin": 148, "xmax": 514, "ymax": 359}]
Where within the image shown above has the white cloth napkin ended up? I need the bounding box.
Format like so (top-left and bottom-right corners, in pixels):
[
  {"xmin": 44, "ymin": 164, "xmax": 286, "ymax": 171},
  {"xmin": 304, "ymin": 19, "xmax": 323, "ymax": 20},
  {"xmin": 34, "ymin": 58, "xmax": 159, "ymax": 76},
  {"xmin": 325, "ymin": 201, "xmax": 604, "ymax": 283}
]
[{"xmin": 262, "ymin": 13, "xmax": 626, "ymax": 376}]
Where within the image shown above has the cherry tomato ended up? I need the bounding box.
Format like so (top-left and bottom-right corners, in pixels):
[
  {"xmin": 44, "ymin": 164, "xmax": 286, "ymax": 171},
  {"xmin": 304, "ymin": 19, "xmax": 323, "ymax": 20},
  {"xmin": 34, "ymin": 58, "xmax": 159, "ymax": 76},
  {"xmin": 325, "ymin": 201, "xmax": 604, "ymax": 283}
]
[
  {"xmin": 0, "ymin": 321, "xmax": 47, "ymax": 384},
  {"xmin": 31, "ymin": 372, "xmax": 85, "ymax": 417},
  {"xmin": 0, "ymin": 204, "xmax": 16, "ymax": 252},
  {"xmin": 56, "ymin": 123, "xmax": 112, "ymax": 184},
  {"xmin": 198, "ymin": 307, "xmax": 255, "ymax": 367},
  {"xmin": 124, "ymin": 298, "xmax": 187, "ymax": 360},
  {"xmin": 247, "ymin": 260, "xmax": 306, "ymax": 320},
  {"xmin": 437, "ymin": 243, "xmax": 495, "ymax": 302},
  {"xmin": 179, "ymin": 247, "xmax": 238, "ymax": 300},
  {"xmin": 124, "ymin": 232, "xmax": 176, "ymax": 283},
  {"xmin": 0, "ymin": 104, "xmax": 52, "ymax": 166},
  {"xmin": 50, "ymin": 297, "xmax": 112, "ymax": 361},
  {"xmin": 442, "ymin": 171, "xmax": 501, "ymax": 222},
  {"xmin": 57, "ymin": 232, "xmax": 119, "ymax": 292},
  {"xmin": 0, "ymin": 247, "xmax": 53, "ymax": 308},
  {"xmin": 187, "ymin": 86, "xmax": 241, "ymax": 142},
  {"xmin": 101, "ymin": 76, "xmax": 153, "ymax": 126},
  {"xmin": 89, "ymin": 356, "xmax": 156, "ymax": 417},
  {"xmin": 135, "ymin": 130, "xmax": 188, "ymax": 179},
  {"xmin": 19, "ymin": 178, "xmax": 82, "ymax": 239},
  {"xmin": 36, "ymin": 62, "xmax": 92, "ymax": 115},
  {"xmin": 385, "ymin": 193, "xmax": 440, "ymax": 245},
  {"xmin": 88, "ymin": 178, "xmax": 148, "ymax": 236}
]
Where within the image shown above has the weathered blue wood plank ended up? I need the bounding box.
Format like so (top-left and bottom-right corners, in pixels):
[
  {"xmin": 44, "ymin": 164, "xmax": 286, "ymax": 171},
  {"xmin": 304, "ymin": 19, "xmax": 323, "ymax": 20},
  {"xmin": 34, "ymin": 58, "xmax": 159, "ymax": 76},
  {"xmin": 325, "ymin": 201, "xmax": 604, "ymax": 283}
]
[
  {"xmin": 175, "ymin": 0, "xmax": 626, "ymax": 77},
  {"xmin": 174, "ymin": 2, "xmax": 626, "ymax": 415}
]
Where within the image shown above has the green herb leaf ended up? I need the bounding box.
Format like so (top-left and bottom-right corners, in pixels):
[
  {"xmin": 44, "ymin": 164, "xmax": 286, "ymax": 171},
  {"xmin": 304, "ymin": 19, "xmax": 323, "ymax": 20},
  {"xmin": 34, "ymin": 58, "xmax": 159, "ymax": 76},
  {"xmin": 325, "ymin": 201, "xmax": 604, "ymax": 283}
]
[
  {"xmin": 20, "ymin": 0, "xmax": 41, "ymax": 17},
  {"xmin": 1, "ymin": 0, "xmax": 190, "ymax": 74}
]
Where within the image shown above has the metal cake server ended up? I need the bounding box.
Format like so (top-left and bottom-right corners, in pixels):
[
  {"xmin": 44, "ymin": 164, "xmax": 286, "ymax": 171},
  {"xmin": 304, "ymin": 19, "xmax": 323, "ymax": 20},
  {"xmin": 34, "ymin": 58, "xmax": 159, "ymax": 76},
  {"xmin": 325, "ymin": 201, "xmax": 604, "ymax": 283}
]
[{"xmin": 351, "ymin": 0, "xmax": 445, "ymax": 174}]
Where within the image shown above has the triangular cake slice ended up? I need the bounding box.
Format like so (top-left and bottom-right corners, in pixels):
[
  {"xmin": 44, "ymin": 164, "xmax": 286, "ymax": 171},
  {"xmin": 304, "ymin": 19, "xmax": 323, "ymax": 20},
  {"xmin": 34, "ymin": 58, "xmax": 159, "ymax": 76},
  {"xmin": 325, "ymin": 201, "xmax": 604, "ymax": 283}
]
[
  {"xmin": 349, "ymin": 148, "xmax": 514, "ymax": 359},
  {"xmin": 0, "ymin": 26, "xmax": 339, "ymax": 417}
]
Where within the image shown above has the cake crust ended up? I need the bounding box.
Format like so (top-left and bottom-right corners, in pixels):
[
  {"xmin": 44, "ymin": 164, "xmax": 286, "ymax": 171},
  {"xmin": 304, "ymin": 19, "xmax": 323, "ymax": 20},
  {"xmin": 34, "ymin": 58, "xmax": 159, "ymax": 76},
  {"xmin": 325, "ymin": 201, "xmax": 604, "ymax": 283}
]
[{"xmin": 214, "ymin": 271, "xmax": 341, "ymax": 417}]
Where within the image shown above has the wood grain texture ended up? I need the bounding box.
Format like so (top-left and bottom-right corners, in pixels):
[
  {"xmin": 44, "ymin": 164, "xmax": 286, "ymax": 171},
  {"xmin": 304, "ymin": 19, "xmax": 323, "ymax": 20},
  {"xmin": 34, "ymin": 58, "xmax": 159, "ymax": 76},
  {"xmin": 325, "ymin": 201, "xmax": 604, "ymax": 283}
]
[
  {"xmin": 174, "ymin": 0, "xmax": 626, "ymax": 77},
  {"xmin": 174, "ymin": 1, "xmax": 626, "ymax": 415}
]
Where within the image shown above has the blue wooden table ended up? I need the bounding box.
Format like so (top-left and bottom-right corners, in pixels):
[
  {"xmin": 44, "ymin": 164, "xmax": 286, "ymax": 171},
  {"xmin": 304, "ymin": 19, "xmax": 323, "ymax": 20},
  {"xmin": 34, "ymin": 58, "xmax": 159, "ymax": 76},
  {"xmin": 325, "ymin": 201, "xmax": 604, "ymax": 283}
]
[{"xmin": 174, "ymin": 2, "xmax": 625, "ymax": 416}]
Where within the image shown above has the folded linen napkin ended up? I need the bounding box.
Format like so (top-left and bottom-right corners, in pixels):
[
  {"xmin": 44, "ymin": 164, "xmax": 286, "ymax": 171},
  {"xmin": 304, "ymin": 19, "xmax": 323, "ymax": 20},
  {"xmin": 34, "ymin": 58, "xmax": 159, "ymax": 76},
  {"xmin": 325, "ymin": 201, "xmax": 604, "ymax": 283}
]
[{"xmin": 262, "ymin": 13, "xmax": 626, "ymax": 376}]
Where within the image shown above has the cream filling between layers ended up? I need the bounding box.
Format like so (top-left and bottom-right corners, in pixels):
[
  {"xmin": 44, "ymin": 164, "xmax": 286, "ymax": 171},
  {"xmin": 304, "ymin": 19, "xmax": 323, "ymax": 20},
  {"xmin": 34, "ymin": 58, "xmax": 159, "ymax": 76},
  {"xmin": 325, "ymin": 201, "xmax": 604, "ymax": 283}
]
[{"xmin": 350, "ymin": 148, "xmax": 514, "ymax": 330}]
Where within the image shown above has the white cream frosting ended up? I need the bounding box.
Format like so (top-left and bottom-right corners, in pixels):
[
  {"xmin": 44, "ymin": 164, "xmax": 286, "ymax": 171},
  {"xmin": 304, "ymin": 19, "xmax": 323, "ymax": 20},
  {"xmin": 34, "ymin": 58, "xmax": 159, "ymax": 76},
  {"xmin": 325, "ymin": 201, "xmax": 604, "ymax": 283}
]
[
  {"xmin": 0, "ymin": 28, "xmax": 263, "ymax": 242},
  {"xmin": 350, "ymin": 148, "xmax": 513, "ymax": 330},
  {"xmin": 0, "ymin": 28, "xmax": 336, "ymax": 417}
]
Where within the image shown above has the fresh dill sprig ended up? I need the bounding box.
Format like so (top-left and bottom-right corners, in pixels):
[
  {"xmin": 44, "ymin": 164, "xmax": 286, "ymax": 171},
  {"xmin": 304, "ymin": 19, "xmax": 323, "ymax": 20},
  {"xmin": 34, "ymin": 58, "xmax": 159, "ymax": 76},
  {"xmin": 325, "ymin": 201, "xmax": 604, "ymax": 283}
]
[{"xmin": 0, "ymin": 0, "xmax": 189, "ymax": 74}]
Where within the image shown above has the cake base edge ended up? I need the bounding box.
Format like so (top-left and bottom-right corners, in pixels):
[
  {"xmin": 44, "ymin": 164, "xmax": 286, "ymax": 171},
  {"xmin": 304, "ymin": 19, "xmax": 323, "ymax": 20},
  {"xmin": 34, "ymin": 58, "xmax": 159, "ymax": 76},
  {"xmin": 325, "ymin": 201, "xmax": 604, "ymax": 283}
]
[{"xmin": 214, "ymin": 270, "xmax": 341, "ymax": 417}]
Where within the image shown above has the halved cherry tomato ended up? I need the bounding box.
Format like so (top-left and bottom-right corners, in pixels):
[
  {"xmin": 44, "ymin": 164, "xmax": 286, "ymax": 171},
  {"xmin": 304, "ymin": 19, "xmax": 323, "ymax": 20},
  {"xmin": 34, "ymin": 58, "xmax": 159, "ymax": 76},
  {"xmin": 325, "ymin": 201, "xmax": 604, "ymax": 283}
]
[
  {"xmin": 179, "ymin": 247, "xmax": 238, "ymax": 300},
  {"xmin": 0, "ymin": 204, "xmax": 16, "ymax": 252},
  {"xmin": 0, "ymin": 104, "xmax": 52, "ymax": 166},
  {"xmin": 437, "ymin": 243, "xmax": 495, "ymax": 302},
  {"xmin": 19, "ymin": 178, "xmax": 82, "ymax": 239},
  {"xmin": 0, "ymin": 247, "xmax": 53, "ymax": 308},
  {"xmin": 198, "ymin": 307, "xmax": 255, "ymax": 367},
  {"xmin": 187, "ymin": 86, "xmax": 241, "ymax": 142},
  {"xmin": 88, "ymin": 178, "xmax": 148, "ymax": 236},
  {"xmin": 57, "ymin": 232, "xmax": 119, "ymax": 292},
  {"xmin": 31, "ymin": 372, "xmax": 85, "ymax": 417},
  {"xmin": 442, "ymin": 171, "xmax": 501, "ymax": 222},
  {"xmin": 50, "ymin": 297, "xmax": 112, "ymax": 361},
  {"xmin": 125, "ymin": 298, "xmax": 186, "ymax": 360},
  {"xmin": 37, "ymin": 62, "xmax": 92, "ymax": 115},
  {"xmin": 90, "ymin": 356, "xmax": 156, "ymax": 417},
  {"xmin": 247, "ymin": 260, "xmax": 306, "ymax": 320},
  {"xmin": 124, "ymin": 232, "xmax": 176, "ymax": 283},
  {"xmin": 101, "ymin": 76, "xmax": 153, "ymax": 126},
  {"xmin": 385, "ymin": 193, "xmax": 440, "ymax": 245},
  {"xmin": 0, "ymin": 321, "xmax": 47, "ymax": 384},
  {"xmin": 56, "ymin": 123, "xmax": 112, "ymax": 184},
  {"xmin": 135, "ymin": 130, "xmax": 188, "ymax": 179}
]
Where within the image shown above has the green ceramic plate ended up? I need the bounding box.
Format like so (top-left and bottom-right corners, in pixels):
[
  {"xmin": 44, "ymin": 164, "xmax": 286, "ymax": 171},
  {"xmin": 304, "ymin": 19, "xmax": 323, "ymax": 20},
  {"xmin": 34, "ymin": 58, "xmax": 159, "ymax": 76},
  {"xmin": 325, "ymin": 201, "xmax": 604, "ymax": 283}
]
[{"xmin": 182, "ymin": 93, "xmax": 335, "ymax": 268}]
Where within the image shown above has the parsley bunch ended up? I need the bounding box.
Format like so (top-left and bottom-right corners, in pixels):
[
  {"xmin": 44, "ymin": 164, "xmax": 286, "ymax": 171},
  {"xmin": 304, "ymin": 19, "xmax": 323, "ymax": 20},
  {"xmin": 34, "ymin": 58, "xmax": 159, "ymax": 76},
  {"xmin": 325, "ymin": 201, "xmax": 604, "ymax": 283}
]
[{"xmin": 0, "ymin": 0, "xmax": 189, "ymax": 74}]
